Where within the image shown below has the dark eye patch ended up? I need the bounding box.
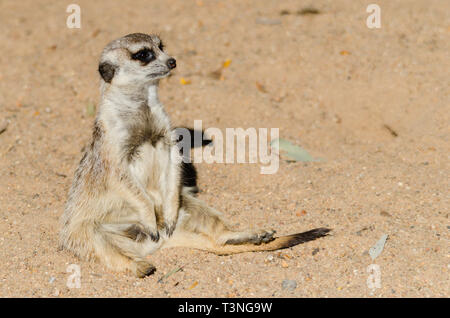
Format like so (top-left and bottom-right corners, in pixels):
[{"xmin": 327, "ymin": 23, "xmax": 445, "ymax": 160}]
[
  {"xmin": 158, "ymin": 42, "xmax": 164, "ymax": 51},
  {"xmin": 131, "ymin": 48, "xmax": 155, "ymax": 64}
]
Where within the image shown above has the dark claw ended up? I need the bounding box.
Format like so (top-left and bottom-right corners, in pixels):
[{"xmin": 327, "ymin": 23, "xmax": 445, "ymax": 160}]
[
  {"xmin": 149, "ymin": 230, "xmax": 160, "ymax": 242},
  {"xmin": 163, "ymin": 221, "xmax": 176, "ymax": 237},
  {"xmin": 255, "ymin": 230, "xmax": 276, "ymax": 244}
]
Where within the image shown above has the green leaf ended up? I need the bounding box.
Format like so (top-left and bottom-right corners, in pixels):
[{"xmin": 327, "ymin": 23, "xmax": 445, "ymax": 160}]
[
  {"xmin": 86, "ymin": 103, "xmax": 96, "ymax": 117},
  {"xmin": 270, "ymin": 138, "xmax": 321, "ymax": 162}
]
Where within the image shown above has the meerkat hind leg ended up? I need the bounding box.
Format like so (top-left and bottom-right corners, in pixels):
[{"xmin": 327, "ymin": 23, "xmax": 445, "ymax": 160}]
[
  {"xmin": 99, "ymin": 223, "xmax": 158, "ymax": 277},
  {"xmin": 163, "ymin": 192, "xmax": 330, "ymax": 255},
  {"xmin": 178, "ymin": 193, "xmax": 275, "ymax": 245},
  {"xmin": 164, "ymin": 192, "xmax": 331, "ymax": 255}
]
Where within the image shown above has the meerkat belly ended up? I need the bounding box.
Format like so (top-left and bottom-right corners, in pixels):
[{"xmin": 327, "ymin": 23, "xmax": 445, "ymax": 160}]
[{"xmin": 129, "ymin": 139, "xmax": 179, "ymax": 206}]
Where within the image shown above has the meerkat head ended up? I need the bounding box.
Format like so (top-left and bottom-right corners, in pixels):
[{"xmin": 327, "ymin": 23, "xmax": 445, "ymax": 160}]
[{"xmin": 98, "ymin": 33, "xmax": 176, "ymax": 88}]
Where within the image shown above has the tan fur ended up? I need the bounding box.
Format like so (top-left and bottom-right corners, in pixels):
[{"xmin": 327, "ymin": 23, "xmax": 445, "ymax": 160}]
[
  {"xmin": 59, "ymin": 33, "xmax": 330, "ymax": 278},
  {"xmin": 163, "ymin": 190, "xmax": 330, "ymax": 255}
]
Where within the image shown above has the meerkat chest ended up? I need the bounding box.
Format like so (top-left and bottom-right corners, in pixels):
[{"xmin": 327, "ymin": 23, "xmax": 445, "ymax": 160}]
[{"xmin": 129, "ymin": 136, "xmax": 180, "ymax": 191}]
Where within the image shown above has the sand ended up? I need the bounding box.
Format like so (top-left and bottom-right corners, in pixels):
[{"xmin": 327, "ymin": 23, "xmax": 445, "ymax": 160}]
[{"xmin": 0, "ymin": 0, "xmax": 448, "ymax": 297}]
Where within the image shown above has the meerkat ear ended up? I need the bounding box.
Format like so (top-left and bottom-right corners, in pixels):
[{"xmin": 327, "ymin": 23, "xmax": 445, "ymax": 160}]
[{"xmin": 98, "ymin": 62, "xmax": 117, "ymax": 83}]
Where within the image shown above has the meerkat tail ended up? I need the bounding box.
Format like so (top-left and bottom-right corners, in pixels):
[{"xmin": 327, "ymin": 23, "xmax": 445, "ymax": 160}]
[
  {"xmin": 163, "ymin": 228, "xmax": 331, "ymax": 255},
  {"xmin": 212, "ymin": 228, "xmax": 331, "ymax": 255}
]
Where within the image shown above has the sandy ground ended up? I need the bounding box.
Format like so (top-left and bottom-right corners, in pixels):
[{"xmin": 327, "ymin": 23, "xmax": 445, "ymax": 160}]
[{"xmin": 0, "ymin": 0, "xmax": 448, "ymax": 298}]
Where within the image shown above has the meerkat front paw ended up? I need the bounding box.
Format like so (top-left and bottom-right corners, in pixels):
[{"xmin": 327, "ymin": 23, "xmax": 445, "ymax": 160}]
[
  {"xmin": 162, "ymin": 220, "xmax": 177, "ymax": 237},
  {"xmin": 123, "ymin": 224, "xmax": 148, "ymax": 242},
  {"xmin": 123, "ymin": 223, "xmax": 160, "ymax": 242},
  {"xmin": 145, "ymin": 226, "xmax": 160, "ymax": 242}
]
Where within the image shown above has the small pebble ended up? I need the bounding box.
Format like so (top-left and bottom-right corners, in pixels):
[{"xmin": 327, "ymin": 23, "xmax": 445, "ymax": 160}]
[
  {"xmin": 255, "ymin": 17, "xmax": 282, "ymax": 25},
  {"xmin": 282, "ymin": 279, "xmax": 297, "ymax": 291},
  {"xmin": 49, "ymin": 277, "xmax": 55, "ymax": 284}
]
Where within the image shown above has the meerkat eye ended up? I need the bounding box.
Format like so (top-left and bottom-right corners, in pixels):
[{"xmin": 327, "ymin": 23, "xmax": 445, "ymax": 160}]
[{"xmin": 131, "ymin": 48, "xmax": 155, "ymax": 64}]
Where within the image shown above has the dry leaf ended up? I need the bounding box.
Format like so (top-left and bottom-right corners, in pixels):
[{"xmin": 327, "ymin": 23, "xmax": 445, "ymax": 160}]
[
  {"xmin": 0, "ymin": 121, "xmax": 8, "ymax": 135},
  {"xmin": 91, "ymin": 29, "xmax": 101, "ymax": 38},
  {"xmin": 188, "ymin": 281, "xmax": 198, "ymax": 289},
  {"xmin": 383, "ymin": 124, "xmax": 398, "ymax": 137},
  {"xmin": 180, "ymin": 78, "xmax": 192, "ymax": 85},
  {"xmin": 255, "ymin": 81, "xmax": 268, "ymax": 93},
  {"xmin": 209, "ymin": 60, "xmax": 231, "ymax": 80},
  {"xmin": 298, "ymin": 7, "xmax": 320, "ymax": 15},
  {"xmin": 209, "ymin": 69, "xmax": 222, "ymax": 80},
  {"xmin": 340, "ymin": 50, "xmax": 351, "ymax": 56},
  {"xmin": 222, "ymin": 59, "xmax": 232, "ymax": 68}
]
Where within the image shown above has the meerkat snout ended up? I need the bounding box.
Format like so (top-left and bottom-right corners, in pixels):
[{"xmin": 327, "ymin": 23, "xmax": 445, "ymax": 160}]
[{"xmin": 166, "ymin": 58, "xmax": 176, "ymax": 69}]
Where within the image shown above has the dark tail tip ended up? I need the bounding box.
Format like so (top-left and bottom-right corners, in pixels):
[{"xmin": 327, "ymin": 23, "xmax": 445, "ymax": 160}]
[{"xmin": 284, "ymin": 227, "xmax": 332, "ymax": 248}]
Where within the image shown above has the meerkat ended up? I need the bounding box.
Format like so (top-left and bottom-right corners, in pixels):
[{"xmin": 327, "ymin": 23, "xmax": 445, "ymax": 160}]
[{"xmin": 59, "ymin": 33, "xmax": 331, "ymax": 278}]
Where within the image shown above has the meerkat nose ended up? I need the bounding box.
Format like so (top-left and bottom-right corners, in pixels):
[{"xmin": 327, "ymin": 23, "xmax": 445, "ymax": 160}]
[{"xmin": 166, "ymin": 58, "xmax": 176, "ymax": 69}]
